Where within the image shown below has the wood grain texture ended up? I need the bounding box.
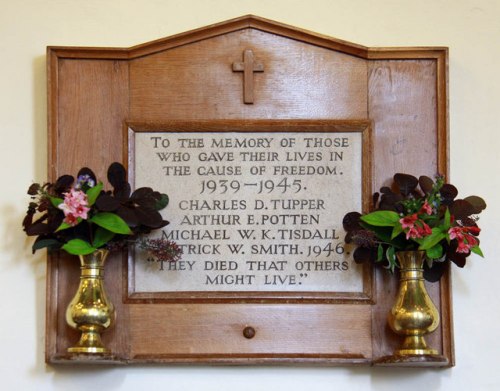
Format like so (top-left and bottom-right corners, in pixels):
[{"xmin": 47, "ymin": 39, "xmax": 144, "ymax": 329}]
[
  {"xmin": 46, "ymin": 15, "xmax": 450, "ymax": 366},
  {"xmin": 47, "ymin": 56, "xmax": 130, "ymax": 359},
  {"xmin": 129, "ymin": 28, "xmax": 367, "ymax": 120},
  {"xmin": 128, "ymin": 304, "xmax": 371, "ymax": 360},
  {"xmin": 232, "ymin": 49, "xmax": 264, "ymax": 104},
  {"xmin": 367, "ymin": 58, "xmax": 451, "ymax": 362}
]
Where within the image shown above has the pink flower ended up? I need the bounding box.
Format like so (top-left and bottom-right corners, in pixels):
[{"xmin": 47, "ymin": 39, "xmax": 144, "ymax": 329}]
[
  {"xmin": 400, "ymin": 214, "xmax": 418, "ymax": 229},
  {"xmin": 448, "ymin": 227, "xmax": 464, "ymax": 241},
  {"xmin": 58, "ymin": 189, "xmax": 90, "ymax": 226},
  {"xmin": 449, "ymin": 226, "xmax": 481, "ymax": 254},
  {"xmin": 419, "ymin": 200, "xmax": 433, "ymax": 215},
  {"xmin": 419, "ymin": 222, "xmax": 432, "ymax": 236},
  {"xmin": 400, "ymin": 214, "xmax": 432, "ymax": 240},
  {"xmin": 405, "ymin": 227, "xmax": 420, "ymax": 239}
]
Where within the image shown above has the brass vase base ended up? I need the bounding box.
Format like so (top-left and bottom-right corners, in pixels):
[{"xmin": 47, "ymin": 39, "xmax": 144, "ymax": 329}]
[
  {"xmin": 68, "ymin": 347, "xmax": 110, "ymax": 354},
  {"xmin": 67, "ymin": 330, "xmax": 110, "ymax": 354},
  {"xmin": 396, "ymin": 348, "xmax": 438, "ymax": 356},
  {"xmin": 374, "ymin": 354, "xmax": 449, "ymax": 367},
  {"xmin": 394, "ymin": 335, "xmax": 437, "ymax": 356}
]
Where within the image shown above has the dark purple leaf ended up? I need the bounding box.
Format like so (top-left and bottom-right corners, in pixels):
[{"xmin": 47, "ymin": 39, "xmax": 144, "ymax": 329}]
[
  {"xmin": 25, "ymin": 221, "xmax": 51, "ymax": 236},
  {"xmin": 446, "ymin": 242, "xmax": 467, "ymax": 267},
  {"xmin": 116, "ymin": 207, "xmax": 139, "ymax": 227},
  {"xmin": 22, "ymin": 208, "xmax": 35, "ymax": 229},
  {"xmin": 463, "ymin": 196, "xmax": 486, "ymax": 214},
  {"xmin": 135, "ymin": 208, "xmax": 164, "ymax": 228},
  {"xmin": 450, "ymin": 253, "xmax": 467, "ymax": 268},
  {"xmin": 107, "ymin": 162, "xmax": 127, "ymax": 188},
  {"xmin": 419, "ymin": 175, "xmax": 434, "ymax": 194},
  {"xmin": 54, "ymin": 175, "xmax": 74, "ymax": 192},
  {"xmin": 394, "ymin": 173, "xmax": 418, "ymax": 196},
  {"xmin": 113, "ymin": 182, "xmax": 131, "ymax": 201},
  {"xmin": 95, "ymin": 193, "xmax": 121, "ymax": 211},
  {"xmin": 27, "ymin": 183, "xmax": 41, "ymax": 195},
  {"xmin": 130, "ymin": 187, "xmax": 158, "ymax": 208},
  {"xmin": 440, "ymin": 184, "xmax": 458, "ymax": 204},
  {"xmin": 343, "ymin": 212, "xmax": 362, "ymax": 232},
  {"xmin": 47, "ymin": 213, "xmax": 64, "ymax": 231},
  {"xmin": 131, "ymin": 187, "xmax": 154, "ymax": 200},
  {"xmin": 423, "ymin": 261, "xmax": 447, "ymax": 282},
  {"xmin": 379, "ymin": 193, "xmax": 404, "ymax": 211},
  {"xmin": 450, "ymin": 199, "xmax": 476, "ymax": 220}
]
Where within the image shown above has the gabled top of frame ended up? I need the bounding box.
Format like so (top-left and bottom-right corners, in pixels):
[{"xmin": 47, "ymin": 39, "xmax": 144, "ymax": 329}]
[{"xmin": 47, "ymin": 14, "xmax": 447, "ymax": 61}]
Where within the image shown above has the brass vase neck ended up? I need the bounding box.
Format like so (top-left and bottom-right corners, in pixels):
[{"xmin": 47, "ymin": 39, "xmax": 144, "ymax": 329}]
[
  {"xmin": 397, "ymin": 251, "xmax": 425, "ymax": 281},
  {"xmin": 78, "ymin": 249, "xmax": 109, "ymax": 278}
]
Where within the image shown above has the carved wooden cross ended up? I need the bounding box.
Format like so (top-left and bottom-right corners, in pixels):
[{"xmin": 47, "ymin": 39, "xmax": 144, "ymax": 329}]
[{"xmin": 232, "ymin": 49, "xmax": 264, "ymax": 104}]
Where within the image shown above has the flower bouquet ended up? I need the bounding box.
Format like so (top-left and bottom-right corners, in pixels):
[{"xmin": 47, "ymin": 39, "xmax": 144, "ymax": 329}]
[
  {"xmin": 344, "ymin": 173, "xmax": 486, "ymax": 358},
  {"xmin": 23, "ymin": 162, "xmax": 181, "ymax": 261},
  {"xmin": 343, "ymin": 173, "xmax": 486, "ymax": 281},
  {"xmin": 23, "ymin": 162, "xmax": 181, "ymax": 354}
]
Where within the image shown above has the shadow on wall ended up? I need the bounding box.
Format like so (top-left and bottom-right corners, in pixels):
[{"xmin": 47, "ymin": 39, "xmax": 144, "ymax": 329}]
[
  {"xmin": 33, "ymin": 55, "xmax": 47, "ymax": 182},
  {"xmin": 0, "ymin": 203, "xmax": 45, "ymax": 375}
]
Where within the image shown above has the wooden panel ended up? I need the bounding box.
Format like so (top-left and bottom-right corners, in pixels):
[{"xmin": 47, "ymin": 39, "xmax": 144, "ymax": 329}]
[
  {"xmin": 129, "ymin": 304, "xmax": 371, "ymax": 362},
  {"xmin": 129, "ymin": 29, "xmax": 367, "ymax": 120},
  {"xmin": 46, "ymin": 15, "xmax": 450, "ymax": 366},
  {"xmin": 55, "ymin": 59, "xmax": 129, "ymax": 179},
  {"xmin": 367, "ymin": 59, "xmax": 450, "ymax": 363},
  {"xmin": 368, "ymin": 60, "xmax": 438, "ymax": 185},
  {"xmin": 47, "ymin": 57, "xmax": 130, "ymax": 360}
]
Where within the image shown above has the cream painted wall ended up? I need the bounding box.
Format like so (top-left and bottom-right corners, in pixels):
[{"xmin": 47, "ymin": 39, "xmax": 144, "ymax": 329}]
[{"xmin": 1, "ymin": 1, "xmax": 499, "ymax": 390}]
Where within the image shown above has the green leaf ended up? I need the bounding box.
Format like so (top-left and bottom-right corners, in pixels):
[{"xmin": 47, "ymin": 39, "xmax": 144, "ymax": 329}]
[
  {"xmin": 444, "ymin": 208, "xmax": 451, "ymax": 230},
  {"xmin": 92, "ymin": 227, "xmax": 115, "ymax": 248},
  {"xmin": 55, "ymin": 219, "xmax": 81, "ymax": 232},
  {"xmin": 418, "ymin": 228, "xmax": 446, "ymax": 250},
  {"xmin": 86, "ymin": 182, "xmax": 103, "ymax": 206},
  {"xmin": 359, "ymin": 222, "xmax": 392, "ymax": 241},
  {"xmin": 49, "ymin": 196, "xmax": 63, "ymax": 208},
  {"xmin": 359, "ymin": 222, "xmax": 406, "ymax": 249},
  {"xmin": 62, "ymin": 239, "xmax": 96, "ymax": 255},
  {"xmin": 155, "ymin": 193, "xmax": 169, "ymax": 210},
  {"xmin": 471, "ymin": 246, "xmax": 484, "ymax": 257},
  {"xmin": 377, "ymin": 244, "xmax": 384, "ymax": 262},
  {"xmin": 386, "ymin": 246, "xmax": 396, "ymax": 271},
  {"xmin": 391, "ymin": 224, "xmax": 404, "ymax": 239},
  {"xmin": 90, "ymin": 212, "xmax": 132, "ymax": 235},
  {"xmin": 426, "ymin": 243, "xmax": 443, "ymax": 259},
  {"xmin": 360, "ymin": 211, "xmax": 400, "ymax": 227}
]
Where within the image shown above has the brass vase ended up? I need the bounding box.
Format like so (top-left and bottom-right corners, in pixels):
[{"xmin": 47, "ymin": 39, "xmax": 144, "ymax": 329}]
[
  {"xmin": 388, "ymin": 250, "xmax": 439, "ymax": 356},
  {"xmin": 66, "ymin": 249, "xmax": 115, "ymax": 354}
]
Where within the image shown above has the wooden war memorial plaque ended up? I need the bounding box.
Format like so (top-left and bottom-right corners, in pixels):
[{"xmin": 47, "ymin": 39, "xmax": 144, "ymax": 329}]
[{"xmin": 46, "ymin": 15, "xmax": 451, "ymax": 366}]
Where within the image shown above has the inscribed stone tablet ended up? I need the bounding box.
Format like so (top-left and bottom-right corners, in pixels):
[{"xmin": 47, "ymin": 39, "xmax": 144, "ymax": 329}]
[{"xmin": 129, "ymin": 126, "xmax": 367, "ymax": 295}]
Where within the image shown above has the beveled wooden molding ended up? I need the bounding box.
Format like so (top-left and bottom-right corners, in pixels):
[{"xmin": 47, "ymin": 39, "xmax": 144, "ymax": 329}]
[{"xmin": 47, "ymin": 15, "xmax": 447, "ymax": 61}]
